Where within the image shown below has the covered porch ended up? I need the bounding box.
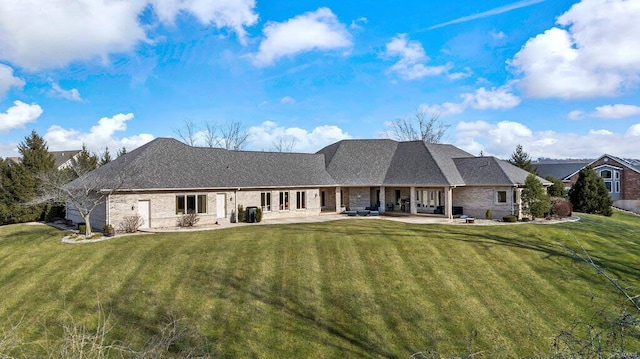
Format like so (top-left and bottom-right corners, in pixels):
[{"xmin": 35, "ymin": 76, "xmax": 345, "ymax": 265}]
[{"xmin": 322, "ymin": 186, "xmax": 457, "ymax": 219}]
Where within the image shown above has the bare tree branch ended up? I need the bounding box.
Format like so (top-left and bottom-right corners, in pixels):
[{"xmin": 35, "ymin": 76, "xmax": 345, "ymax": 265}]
[
  {"xmin": 174, "ymin": 120, "xmax": 197, "ymax": 146},
  {"xmin": 203, "ymin": 121, "xmax": 220, "ymax": 148},
  {"xmin": 271, "ymin": 137, "xmax": 297, "ymax": 152},
  {"xmin": 220, "ymin": 121, "xmax": 249, "ymax": 150},
  {"xmin": 387, "ymin": 110, "xmax": 449, "ymax": 144}
]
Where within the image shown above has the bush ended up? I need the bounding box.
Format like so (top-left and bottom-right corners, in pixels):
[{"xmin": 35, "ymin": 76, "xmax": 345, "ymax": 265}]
[
  {"xmin": 551, "ymin": 198, "xmax": 573, "ymax": 218},
  {"xmin": 102, "ymin": 224, "xmax": 115, "ymax": 237},
  {"xmin": 230, "ymin": 210, "xmax": 236, "ymax": 223},
  {"xmin": 502, "ymin": 215, "xmax": 517, "ymax": 222},
  {"xmin": 118, "ymin": 214, "xmax": 144, "ymax": 233},
  {"xmin": 177, "ymin": 211, "xmax": 199, "ymax": 227},
  {"xmin": 256, "ymin": 207, "xmax": 263, "ymax": 223},
  {"xmin": 78, "ymin": 223, "xmax": 92, "ymax": 234},
  {"xmin": 521, "ymin": 217, "xmax": 530, "ymax": 222},
  {"xmin": 237, "ymin": 205, "xmax": 245, "ymax": 222},
  {"xmin": 485, "ymin": 209, "xmax": 492, "ymax": 220}
]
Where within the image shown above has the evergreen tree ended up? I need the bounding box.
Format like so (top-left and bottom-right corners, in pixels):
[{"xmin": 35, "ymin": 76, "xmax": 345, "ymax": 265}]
[
  {"xmin": 569, "ymin": 166, "xmax": 613, "ymax": 216},
  {"xmin": 545, "ymin": 176, "xmax": 567, "ymax": 198},
  {"xmin": 99, "ymin": 146, "xmax": 112, "ymax": 166},
  {"xmin": 508, "ymin": 144, "xmax": 535, "ymax": 173},
  {"xmin": 1, "ymin": 161, "xmax": 39, "ymax": 223},
  {"xmin": 18, "ymin": 130, "xmax": 55, "ymax": 174},
  {"xmin": 521, "ymin": 174, "xmax": 550, "ymax": 219},
  {"xmin": 117, "ymin": 146, "xmax": 127, "ymax": 158}
]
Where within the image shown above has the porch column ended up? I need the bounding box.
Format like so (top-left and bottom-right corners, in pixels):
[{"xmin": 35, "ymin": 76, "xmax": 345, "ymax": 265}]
[
  {"xmin": 514, "ymin": 187, "xmax": 523, "ymax": 220},
  {"xmin": 410, "ymin": 186, "xmax": 417, "ymax": 214},
  {"xmin": 445, "ymin": 186, "xmax": 453, "ymax": 219},
  {"xmin": 379, "ymin": 186, "xmax": 386, "ymax": 213},
  {"xmin": 335, "ymin": 186, "xmax": 342, "ymax": 213}
]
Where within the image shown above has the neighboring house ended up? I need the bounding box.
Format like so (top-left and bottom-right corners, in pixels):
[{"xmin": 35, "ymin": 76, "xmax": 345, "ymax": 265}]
[
  {"xmin": 7, "ymin": 150, "xmax": 82, "ymax": 171},
  {"xmin": 66, "ymin": 138, "xmax": 549, "ymax": 230},
  {"xmin": 565, "ymin": 155, "xmax": 640, "ymax": 213},
  {"xmin": 535, "ymin": 155, "xmax": 640, "ymax": 214}
]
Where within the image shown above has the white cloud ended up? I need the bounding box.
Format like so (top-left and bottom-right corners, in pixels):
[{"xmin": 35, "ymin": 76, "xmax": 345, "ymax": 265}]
[
  {"xmin": 626, "ymin": 124, "xmax": 640, "ymax": 137},
  {"xmin": 384, "ymin": 34, "xmax": 452, "ymax": 80},
  {"xmin": 43, "ymin": 113, "xmax": 154, "ymax": 153},
  {"xmin": 567, "ymin": 110, "xmax": 585, "ymax": 120},
  {"xmin": 510, "ymin": 0, "xmax": 640, "ymax": 98},
  {"xmin": 0, "ymin": 64, "xmax": 25, "ymax": 99},
  {"xmin": 350, "ymin": 17, "xmax": 368, "ymax": 30},
  {"xmin": 49, "ymin": 83, "xmax": 83, "ymax": 102},
  {"xmin": 0, "ymin": 0, "xmax": 258, "ymax": 70},
  {"xmin": 568, "ymin": 104, "xmax": 640, "ymax": 120},
  {"xmin": 252, "ymin": 8, "xmax": 351, "ymax": 67},
  {"xmin": 149, "ymin": 0, "xmax": 258, "ymax": 44},
  {"xmin": 247, "ymin": 120, "xmax": 351, "ymax": 152},
  {"xmin": 593, "ymin": 104, "xmax": 640, "ymax": 119},
  {"xmin": 420, "ymin": 86, "xmax": 520, "ymax": 116},
  {"xmin": 454, "ymin": 120, "xmax": 640, "ymax": 158},
  {"xmin": 0, "ymin": 101, "xmax": 43, "ymax": 132},
  {"xmin": 447, "ymin": 67, "xmax": 473, "ymax": 80},
  {"xmin": 280, "ymin": 96, "xmax": 296, "ymax": 104},
  {"xmin": 490, "ymin": 31, "xmax": 506, "ymax": 40}
]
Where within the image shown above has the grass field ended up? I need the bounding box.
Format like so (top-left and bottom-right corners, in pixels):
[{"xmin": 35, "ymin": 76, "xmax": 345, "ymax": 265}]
[{"xmin": 0, "ymin": 212, "xmax": 639, "ymax": 358}]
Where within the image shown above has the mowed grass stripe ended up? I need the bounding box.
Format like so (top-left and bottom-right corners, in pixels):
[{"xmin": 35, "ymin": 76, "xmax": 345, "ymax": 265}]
[{"xmin": 0, "ymin": 212, "xmax": 639, "ymax": 358}]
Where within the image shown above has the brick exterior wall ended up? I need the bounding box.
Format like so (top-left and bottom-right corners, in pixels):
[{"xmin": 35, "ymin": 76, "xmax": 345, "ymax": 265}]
[
  {"xmin": 108, "ymin": 188, "xmax": 322, "ymax": 229},
  {"xmin": 453, "ymin": 186, "xmax": 517, "ymax": 219},
  {"xmin": 566, "ymin": 157, "xmax": 640, "ymax": 201}
]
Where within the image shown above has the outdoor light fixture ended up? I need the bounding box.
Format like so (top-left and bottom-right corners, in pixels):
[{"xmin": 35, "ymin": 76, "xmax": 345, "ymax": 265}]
[{"xmin": 131, "ymin": 205, "xmax": 135, "ymax": 210}]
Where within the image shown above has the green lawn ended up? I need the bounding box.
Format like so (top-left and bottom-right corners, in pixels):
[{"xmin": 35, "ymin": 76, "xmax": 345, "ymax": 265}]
[{"xmin": 0, "ymin": 213, "xmax": 639, "ymax": 358}]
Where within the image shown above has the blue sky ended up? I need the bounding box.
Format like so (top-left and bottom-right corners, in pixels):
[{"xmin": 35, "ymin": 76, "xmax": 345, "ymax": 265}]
[{"xmin": 1, "ymin": 0, "xmax": 639, "ymax": 159}]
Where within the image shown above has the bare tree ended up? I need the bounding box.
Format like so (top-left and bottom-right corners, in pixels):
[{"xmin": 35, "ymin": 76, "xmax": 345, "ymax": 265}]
[
  {"xmin": 387, "ymin": 110, "xmax": 449, "ymax": 144},
  {"xmin": 220, "ymin": 121, "xmax": 249, "ymax": 150},
  {"xmin": 36, "ymin": 160, "xmax": 138, "ymax": 236},
  {"xmin": 272, "ymin": 137, "xmax": 297, "ymax": 152},
  {"xmin": 174, "ymin": 119, "xmax": 198, "ymax": 146},
  {"xmin": 203, "ymin": 121, "xmax": 220, "ymax": 148}
]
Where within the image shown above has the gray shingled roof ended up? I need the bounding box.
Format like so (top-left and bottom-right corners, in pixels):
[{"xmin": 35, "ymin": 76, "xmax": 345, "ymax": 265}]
[
  {"xmin": 51, "ymin": 150, "xmax": 81, "ymax": 168},
  {"xmin": 75, "ymin": 137, "xmax": 549, "ymax": 191},
  {"xmin": 533, "ymin": 162, "xmax": 590, "ymax": 180},
  {"xmin": 76, "ymin": 138, "xmax": 336, "ymax": 190},
  {"xmin": 455, "ymin": 157, "xmax": 551, "ymax": 186}
]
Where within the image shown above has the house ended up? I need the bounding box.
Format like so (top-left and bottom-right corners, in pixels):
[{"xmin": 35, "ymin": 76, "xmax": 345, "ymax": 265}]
[
  {"xmin": 535, "ymin": 155, "xmax": 640, "ymax": 214},
  {"xmin": 8, "ymin": 150, "xmax": 82, "ymax": 171},
  {"xmin": 565, "ymin": 155, "xmax": 640, "ymax": 213},
  {"xmin": 66, "ymin": 138, "xmax": 549, "ymax": 230}
]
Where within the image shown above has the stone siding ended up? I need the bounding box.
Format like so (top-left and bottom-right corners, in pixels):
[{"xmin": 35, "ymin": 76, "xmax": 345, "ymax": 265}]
[
  {"xmin": 453, "ymin": 186, "xmax": 516, "ymax": 219},
  {"xmin": 108, "ymin": 188, "xmax": 322, "ymax": 229}
]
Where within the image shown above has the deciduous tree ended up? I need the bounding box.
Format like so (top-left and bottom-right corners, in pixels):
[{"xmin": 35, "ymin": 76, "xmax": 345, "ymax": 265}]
[
  {"xmin": 387, "ymin": 110, "xmax": 448, "ymax": 144},
  {"xmin": 521, "ymin": 174, "xmax": 550, "ymax": 219}
]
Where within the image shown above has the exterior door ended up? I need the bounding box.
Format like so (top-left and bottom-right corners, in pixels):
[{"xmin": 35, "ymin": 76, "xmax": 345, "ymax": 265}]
[
  {"xmin": 137, "ymin": 200, "xmax": 150, "ymax": 229},
  {"xmin": 216, "ymin": 193, "xmax": 226, "ymax": 219}
]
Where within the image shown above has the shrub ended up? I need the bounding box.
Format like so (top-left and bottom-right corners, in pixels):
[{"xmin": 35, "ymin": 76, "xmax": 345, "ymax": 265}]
[
  {"xmin": 78, "ymin": 223, "xmax": 92, "ymax": 234},
  {"xmin": 256, "ymin": 207, "xmax": 263, "ymax": 223},
  {"xmin": 237, "ymin": 205, "xmax": 245, "ymax": 222},
  {"xmin": 118, "ymin": 214, "xmax": 144, "ymax": 233},
  {"xmin": 102, "ymin": 224, "xmax": 115, "ymax": 237},
  {"xmin": 485, "ymin": 209, "xmax": 492, "ymax": 220},
  {"xmin": 551, "ymin": 198, "xmax": 572, "ymax": 218},
  {"xmin": 230, "ymin": 210, "xmax": 236, "ymax": 223},
  {"xmin": 522, "ymin": 174, "xmax": 550, "ymax": 219},
  {"xmin": 177, "ymin": 211, "xmax": 199, "ymax": 227},
  {"xmin": 502, "ymin": 215, "xmax": 517, "ymax": 223},
  {"xmin": 521, "ymin": 217, "xmax": 530, "ymax": 222}
]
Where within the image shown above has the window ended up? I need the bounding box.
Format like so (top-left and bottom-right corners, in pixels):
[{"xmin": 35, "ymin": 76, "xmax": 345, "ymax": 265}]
[
  {"xmin": 296, "ymin": 191, "xmax": 306, "ymax": 209},
  {"xmin": 600, "ymin": 170, "xmax": 612, "ymax": 179},
  {"xmin": 395, "ymin": 189, "xmax": 401, "ymax": 205},
  {"xmin": 615, "ymin": 181, "xmax": 620, "ymax": 193},
  {"xmin": 197, "ymin": 195, "xmax": 206, "ymax": 214},
  {"xmin": 320, "ymin": 191, "xmax": 326, "ymax": 207},
  {"xmin": 615, "ymin": 171, "xmax": 620, "ymax": 179},
  {"xmin": 340, "ymin": 190, "xmax": 344, "ymax": 206},
  {"xmin": 176, "ymin": 194, "xmax": 207, "ymax": 214},
  {"xmin": 261, "ymin": 192, "xmax": 271, "ymax": 211},
  {"xmin": 604, "ymin": 181, "xmax": 612, "ymax": 192},
  {"xmin": 496, "ymin": 190, "xmax": 507, "ymax": 204},
  {"xmin": 279, "ymin": 191, "xmax": 289, "ymax": 210}
]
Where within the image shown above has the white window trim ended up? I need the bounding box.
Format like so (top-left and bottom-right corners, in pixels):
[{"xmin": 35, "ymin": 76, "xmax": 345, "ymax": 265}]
[{"xmin": 495, "ymin": 190, "xmax": 508, "ymax": 205}]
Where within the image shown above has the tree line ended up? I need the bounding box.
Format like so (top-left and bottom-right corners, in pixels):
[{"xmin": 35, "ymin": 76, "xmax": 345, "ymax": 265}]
[{"xmin": 0, "ymin": 131, "xmax": 126, "ymax": 225}]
